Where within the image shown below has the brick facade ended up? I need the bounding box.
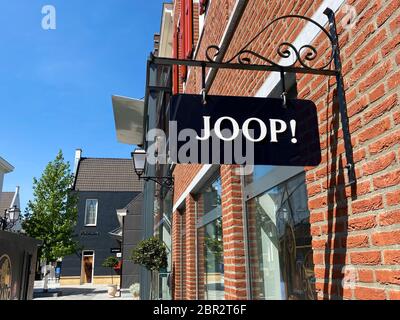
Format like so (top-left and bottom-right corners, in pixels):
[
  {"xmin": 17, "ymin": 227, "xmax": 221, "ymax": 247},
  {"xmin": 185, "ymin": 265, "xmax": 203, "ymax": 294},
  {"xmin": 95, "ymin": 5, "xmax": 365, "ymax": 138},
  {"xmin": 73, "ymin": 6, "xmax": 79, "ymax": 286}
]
[{"xmin": 168, "ymin": 0, "xmax": 400, "ymax": 300}]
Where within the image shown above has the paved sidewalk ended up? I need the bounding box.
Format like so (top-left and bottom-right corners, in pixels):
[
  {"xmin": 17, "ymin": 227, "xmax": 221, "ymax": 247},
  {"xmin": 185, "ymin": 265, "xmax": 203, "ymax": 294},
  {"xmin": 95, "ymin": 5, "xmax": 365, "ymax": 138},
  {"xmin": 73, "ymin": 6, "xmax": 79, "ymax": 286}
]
[{"xmin": 33, "ymin": 280, "xmax": 133, "ymax": 300}]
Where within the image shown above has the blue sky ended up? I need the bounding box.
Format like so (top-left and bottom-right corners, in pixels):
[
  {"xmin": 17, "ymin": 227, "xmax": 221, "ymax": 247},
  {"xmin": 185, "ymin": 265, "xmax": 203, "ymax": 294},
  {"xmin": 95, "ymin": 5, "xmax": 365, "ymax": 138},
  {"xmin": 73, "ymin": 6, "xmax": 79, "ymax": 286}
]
[{"xmin": 0, "ymin": 0, "xmax": 165, "ymax": 209}]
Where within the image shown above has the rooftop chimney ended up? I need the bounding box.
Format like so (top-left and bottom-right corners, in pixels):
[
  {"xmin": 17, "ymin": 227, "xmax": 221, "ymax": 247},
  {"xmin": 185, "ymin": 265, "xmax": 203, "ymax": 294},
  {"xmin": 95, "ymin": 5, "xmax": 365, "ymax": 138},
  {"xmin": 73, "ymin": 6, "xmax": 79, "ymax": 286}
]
[
  {"xmin": 10, "ymin": 186, "xmax": 20, "ymax": 208},
  {"xmin": 74, "ymin": 149, "xmax": 82, "ymax": 175}
]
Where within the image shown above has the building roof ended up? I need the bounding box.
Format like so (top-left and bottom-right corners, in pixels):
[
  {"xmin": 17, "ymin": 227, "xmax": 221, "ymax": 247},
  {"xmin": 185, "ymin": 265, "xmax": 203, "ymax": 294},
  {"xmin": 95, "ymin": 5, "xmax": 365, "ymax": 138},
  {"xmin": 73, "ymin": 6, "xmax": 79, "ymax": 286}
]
[
  {"xmin": 73, "ymin": 158, "xmax": 143, "ymax": 192},
  {"xmin": 0, "ymin": 192, "xmax": 15, "ymax": 218},
  {"xmin": 0, "ymin": 157, "xmax": 14, "ymax": 173}
]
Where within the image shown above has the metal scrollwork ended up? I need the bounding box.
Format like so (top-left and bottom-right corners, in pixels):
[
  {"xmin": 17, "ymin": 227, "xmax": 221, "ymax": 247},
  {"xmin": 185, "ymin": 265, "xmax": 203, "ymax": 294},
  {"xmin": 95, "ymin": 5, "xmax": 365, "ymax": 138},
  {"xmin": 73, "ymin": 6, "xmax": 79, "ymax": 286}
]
[{"xmin": 206, "ymin": 15, "xmax": 336, "ymax": 71}]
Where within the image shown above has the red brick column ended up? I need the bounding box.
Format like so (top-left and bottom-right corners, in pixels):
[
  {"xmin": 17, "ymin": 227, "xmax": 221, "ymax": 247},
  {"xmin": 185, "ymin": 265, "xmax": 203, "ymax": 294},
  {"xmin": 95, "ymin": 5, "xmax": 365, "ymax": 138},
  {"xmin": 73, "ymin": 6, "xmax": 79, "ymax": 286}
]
[
  {"xmin": 246, "ymin": 197, "xmax": 262, "ymax": 299},
  {"xmin": 196, "ymin": 194, "xmax": 205, "ymax": 300},
  {"xmin": 172, "ymin": 210, "xmax": 184, "ymax": 299},
  {"xmin": 221, "ymin": 165, "xmax": 248, "ymax": 299},
  {"xmin": 184, "ymin": 194, "xmax": 198, "ymax": 299}
]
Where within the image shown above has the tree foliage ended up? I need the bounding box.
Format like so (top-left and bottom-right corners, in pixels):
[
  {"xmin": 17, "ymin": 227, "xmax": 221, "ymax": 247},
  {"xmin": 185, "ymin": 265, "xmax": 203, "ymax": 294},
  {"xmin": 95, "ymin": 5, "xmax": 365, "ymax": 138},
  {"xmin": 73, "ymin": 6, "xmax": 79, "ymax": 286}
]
[
  {"xmin": 130, "ymin": 237, "xmax": 168, "ymax": 271},
  {"xmin": 102, "ymin": 256, "xmax": 119, "ymax": 285},
  {"xmin": 102, "ymin": 256, "xmax": 119, "ymax": 268},
  {"xmin": 22, "ymin": 150, "xmax": 79, "ymax": 263}
]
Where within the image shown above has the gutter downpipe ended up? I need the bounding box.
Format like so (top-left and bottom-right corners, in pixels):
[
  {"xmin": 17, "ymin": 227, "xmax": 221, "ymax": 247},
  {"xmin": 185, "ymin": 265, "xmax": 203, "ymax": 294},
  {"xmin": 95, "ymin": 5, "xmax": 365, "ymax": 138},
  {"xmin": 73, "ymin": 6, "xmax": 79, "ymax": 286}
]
[{"xmin": 204, "ymin": 0, "xmax": 249, "ymax": 93}]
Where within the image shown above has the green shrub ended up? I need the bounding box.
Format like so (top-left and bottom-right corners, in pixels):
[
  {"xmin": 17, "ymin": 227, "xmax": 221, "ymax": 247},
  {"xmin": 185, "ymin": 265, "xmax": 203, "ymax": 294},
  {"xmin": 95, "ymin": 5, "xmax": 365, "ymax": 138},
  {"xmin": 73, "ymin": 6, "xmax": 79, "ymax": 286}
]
[
  {"xmin": 102, "ymin": 256, "xmax": 119, "ymax": 268},
  {"xmin": 102, "ymin": 256, "xmax": 119, "ymax": 284}
]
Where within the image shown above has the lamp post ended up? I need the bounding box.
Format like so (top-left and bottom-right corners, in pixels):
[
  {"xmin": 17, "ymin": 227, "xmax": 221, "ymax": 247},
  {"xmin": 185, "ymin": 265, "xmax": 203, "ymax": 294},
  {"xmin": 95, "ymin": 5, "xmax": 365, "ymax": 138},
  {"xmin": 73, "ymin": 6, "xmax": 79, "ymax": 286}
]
[
  {"xmin": 131, "ymin": 149, "xmax": 174, "ymax": 189},
  {"xmin": 1, "ymin": 205, "xmax": 21, "ymax": 231}
]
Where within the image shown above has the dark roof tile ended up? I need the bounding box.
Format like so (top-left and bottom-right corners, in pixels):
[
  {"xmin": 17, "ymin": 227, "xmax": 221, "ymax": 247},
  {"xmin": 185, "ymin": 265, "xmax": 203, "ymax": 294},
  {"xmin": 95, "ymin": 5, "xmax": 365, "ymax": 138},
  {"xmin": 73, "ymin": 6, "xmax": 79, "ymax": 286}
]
[{"xmin": 74, "ymin": 158, "xmax": 143, "ymax": 192}]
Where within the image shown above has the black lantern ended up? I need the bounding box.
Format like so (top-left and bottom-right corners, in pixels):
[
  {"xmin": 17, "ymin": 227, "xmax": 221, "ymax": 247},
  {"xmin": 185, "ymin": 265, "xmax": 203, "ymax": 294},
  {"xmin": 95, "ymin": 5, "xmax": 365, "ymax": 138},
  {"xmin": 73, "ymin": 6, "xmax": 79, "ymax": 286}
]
[
  {"xmin": 1, "ymin": 205, "xmax": 21, "ymax": 231},
  {"xmin": 131, "ymin": 148, "xmax": 146, "ymax": 178},
  {"xmin": 131, "ymin": 148, "xmax": 173, "ymax": 189}
]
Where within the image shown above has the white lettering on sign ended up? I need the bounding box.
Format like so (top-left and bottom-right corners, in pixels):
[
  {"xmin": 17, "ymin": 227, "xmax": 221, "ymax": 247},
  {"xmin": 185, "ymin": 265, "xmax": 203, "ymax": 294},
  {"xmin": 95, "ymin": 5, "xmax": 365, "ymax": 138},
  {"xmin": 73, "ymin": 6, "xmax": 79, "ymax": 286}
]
[
  {"xmin": 196, "ymin": 116, "xmax": 297, "ymax": 144},
  {"xmin": 214, "ymin": 117, "xmax": 240, "ymax": 141},
  {"xmin": 242, "ymin": 118, "xmax": 267, "ymax": 142}
]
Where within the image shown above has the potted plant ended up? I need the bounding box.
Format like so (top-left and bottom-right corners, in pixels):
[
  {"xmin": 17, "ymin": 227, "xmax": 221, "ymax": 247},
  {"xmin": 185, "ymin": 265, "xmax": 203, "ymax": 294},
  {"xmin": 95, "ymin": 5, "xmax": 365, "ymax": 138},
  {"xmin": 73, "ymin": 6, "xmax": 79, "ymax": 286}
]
[
  {"xmin": 102, "ymin": 256, "xmax": 119, "ymax": 297},
  {"xmin": 129, "ymin": 283, "xmax": 140, "ymax": 300},
  {"xmin": 130, "ymin": 237, "xmax": 167, "ymax": 299}
]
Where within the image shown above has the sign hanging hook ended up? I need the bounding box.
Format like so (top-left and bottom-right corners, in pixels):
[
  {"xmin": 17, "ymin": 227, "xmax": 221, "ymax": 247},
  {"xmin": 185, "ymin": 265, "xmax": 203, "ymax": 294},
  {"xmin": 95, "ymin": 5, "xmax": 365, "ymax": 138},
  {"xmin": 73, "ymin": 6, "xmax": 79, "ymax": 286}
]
[
  {"xmin": 280, "ymin": 68, "xmax": 287, "ymax": 108},
  {"xmin": 201, "ymin": 63, "xmax": 207, "ymax": 105}
]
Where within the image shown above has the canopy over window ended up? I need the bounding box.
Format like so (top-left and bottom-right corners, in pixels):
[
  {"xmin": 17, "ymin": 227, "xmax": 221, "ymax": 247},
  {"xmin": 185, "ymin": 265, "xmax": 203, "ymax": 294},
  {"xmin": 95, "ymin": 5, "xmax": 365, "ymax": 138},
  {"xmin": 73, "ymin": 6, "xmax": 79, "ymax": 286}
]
[{"xmin": 112, "ymin": 95, "xmax": 144, "ymax": 146}]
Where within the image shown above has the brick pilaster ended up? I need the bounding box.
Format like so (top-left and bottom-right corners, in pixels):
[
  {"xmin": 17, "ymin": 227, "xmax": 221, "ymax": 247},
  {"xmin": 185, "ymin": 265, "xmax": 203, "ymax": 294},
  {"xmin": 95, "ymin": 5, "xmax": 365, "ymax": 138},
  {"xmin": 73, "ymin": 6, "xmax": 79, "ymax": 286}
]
[
  {"xmin": 221, "ymin": 165, "xmax": 247, "ymax": 299},
  {"xmin": 184, "ymin": 194, "xmax": 197, "ymax": 299}
]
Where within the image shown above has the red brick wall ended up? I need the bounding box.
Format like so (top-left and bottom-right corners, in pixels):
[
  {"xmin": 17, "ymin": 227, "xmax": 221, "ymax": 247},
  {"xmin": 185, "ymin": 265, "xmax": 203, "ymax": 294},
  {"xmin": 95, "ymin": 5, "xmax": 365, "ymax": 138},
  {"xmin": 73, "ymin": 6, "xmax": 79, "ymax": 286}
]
[
  {"xmin": 169, "ymin": 0, "xmax": 400, "ymax": 300},
  {"xmin": 300, "ymin": 0, "xmax": 400, "ymax": 300}
]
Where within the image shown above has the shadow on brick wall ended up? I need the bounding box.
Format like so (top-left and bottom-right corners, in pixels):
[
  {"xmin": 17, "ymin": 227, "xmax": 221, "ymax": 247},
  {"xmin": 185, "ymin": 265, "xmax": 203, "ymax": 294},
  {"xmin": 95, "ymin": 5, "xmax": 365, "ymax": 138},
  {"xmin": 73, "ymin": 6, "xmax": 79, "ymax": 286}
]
[{"xmin": 322, "ymin": 84, "xmax": 358, "ymax": 300}]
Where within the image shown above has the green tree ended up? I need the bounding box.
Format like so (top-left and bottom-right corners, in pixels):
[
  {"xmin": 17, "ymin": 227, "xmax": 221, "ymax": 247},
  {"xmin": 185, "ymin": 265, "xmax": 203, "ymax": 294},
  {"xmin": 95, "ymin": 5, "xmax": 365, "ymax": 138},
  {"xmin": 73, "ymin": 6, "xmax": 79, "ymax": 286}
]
[
  {"xmin": 102, "ymin": 256, "xmax": 119, "ymax": 285},
  {"xmin": 22, "ymin": 150, "xmax": 79, "ymax": 263},
  {"xmin": 131, "ymin": 237, "xmax": 168, "ymax": 271},
  {"xmin": 131, "ymin": 237, "xmax": 168, "ymax": 299}
]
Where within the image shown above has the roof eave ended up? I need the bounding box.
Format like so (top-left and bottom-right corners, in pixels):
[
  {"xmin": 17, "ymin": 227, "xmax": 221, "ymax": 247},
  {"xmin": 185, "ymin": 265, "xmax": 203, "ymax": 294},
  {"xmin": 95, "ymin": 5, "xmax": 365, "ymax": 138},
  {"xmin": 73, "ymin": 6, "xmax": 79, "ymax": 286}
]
[{"xmin": 0, "ymin": 157, "xmax": 14, "ymax": 173}]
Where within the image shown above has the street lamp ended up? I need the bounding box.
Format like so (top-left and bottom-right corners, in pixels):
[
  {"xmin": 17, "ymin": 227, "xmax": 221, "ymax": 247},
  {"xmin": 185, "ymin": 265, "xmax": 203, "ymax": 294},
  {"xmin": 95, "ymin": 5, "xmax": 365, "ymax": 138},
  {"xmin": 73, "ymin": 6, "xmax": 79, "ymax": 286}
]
[
  {"xmin": 131, "ymin": 148, "xmax": 146, "ymax": 178},
  {"xmin": 1, "ymin": 205, "xmax": 21, "ymax": 231},
  {"xmin": 131, "ymin": 148, "xmax": 173, "ymax": 189}
]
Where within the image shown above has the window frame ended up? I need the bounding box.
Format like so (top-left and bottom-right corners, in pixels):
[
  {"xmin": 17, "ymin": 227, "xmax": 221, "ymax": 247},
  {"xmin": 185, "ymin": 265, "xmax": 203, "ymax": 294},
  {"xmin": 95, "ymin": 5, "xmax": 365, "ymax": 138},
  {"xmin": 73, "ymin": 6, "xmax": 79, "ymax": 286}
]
[{"xmin": 84, "ymin": 199, "xmax": 98, "ymax": 226}]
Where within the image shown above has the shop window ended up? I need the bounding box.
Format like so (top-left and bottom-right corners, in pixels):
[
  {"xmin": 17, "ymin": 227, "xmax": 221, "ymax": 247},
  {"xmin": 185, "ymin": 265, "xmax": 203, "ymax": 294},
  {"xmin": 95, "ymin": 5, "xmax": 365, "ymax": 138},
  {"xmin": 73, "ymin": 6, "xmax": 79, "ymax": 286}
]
[
  {"xmin": 196, "ymin": 175, "xmax": 224, "ymax": 300},
  {"xmin": 84, "ymin": 199, "xmax": 98, "ymax": 226},
  {"xmin": 246, "ymin": 172, "xmax": 316, "ymax": 300}
]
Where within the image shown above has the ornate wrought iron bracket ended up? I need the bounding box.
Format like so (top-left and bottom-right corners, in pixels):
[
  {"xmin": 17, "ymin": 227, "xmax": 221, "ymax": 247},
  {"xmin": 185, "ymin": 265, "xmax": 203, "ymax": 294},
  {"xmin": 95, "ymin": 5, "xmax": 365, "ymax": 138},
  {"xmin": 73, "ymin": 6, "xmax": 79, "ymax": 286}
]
[
  {"xmin": 150, "ymin": 7, "xmax": 356, "ymax": 185},
  {"xmin": 140, "ymin": 176, "xmax": 174, "ymax": 190},
  {"xmin": 324, "ymin": 8, "xmax": 356, "ymax": 186}
]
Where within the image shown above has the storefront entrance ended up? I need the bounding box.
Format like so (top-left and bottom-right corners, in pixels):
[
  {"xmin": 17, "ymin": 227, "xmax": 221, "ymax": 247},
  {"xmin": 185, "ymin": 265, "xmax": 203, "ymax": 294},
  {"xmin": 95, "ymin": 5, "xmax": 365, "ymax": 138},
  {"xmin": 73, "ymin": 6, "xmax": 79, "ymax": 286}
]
[{"xmin": 81, "ymin": 251, "xmax": 94, "ymax": 284}]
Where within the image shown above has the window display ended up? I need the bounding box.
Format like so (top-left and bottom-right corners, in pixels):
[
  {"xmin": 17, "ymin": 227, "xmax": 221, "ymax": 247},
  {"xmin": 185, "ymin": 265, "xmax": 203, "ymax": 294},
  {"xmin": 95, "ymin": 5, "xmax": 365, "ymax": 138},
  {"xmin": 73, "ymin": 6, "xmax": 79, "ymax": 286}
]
[{"xmin": 247, "ymin": 172, "xmax": 316, "ymax": 300}]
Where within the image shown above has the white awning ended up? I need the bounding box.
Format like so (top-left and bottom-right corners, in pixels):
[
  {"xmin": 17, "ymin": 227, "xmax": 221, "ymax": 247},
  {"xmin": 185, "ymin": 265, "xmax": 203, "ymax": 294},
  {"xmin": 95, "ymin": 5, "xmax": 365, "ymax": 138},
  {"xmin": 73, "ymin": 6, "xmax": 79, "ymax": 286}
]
[
  {"xmin": 108, "ymin": 227, "xmax": 122, "ymax": 241},
  {"xmin": 112, "ymin": 95, "xmax": 144, "ymax": 146}
]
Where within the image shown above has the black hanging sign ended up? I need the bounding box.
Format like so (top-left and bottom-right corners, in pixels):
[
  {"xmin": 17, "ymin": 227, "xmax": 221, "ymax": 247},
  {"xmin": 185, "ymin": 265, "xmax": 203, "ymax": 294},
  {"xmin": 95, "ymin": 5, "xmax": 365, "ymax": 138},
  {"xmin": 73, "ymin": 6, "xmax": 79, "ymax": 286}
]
[{"xmin": 169, "ymin": 94, "xmax": 321, "ymax": 166}]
